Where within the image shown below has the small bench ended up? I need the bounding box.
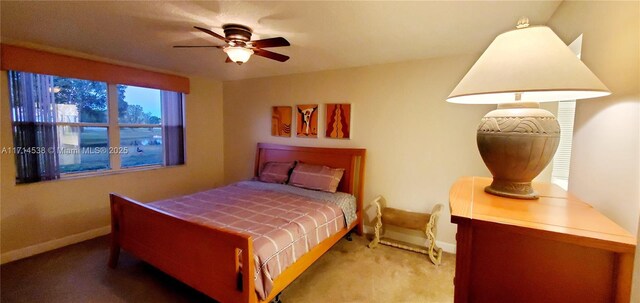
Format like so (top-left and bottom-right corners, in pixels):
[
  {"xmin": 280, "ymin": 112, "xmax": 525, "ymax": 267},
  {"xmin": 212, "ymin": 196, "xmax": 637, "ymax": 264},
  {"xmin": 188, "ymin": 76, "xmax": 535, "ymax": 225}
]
[{"xmin": 368, "ymin": 196, "xmax": 443, "ymax": 265}]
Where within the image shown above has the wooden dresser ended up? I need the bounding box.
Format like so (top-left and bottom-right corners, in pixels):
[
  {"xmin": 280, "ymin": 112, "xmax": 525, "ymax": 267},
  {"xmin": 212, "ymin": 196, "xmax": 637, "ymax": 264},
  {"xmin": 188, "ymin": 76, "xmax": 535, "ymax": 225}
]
[{"xmin": 449, "ymin": 176, "xmax": 636, "ymax": 303}]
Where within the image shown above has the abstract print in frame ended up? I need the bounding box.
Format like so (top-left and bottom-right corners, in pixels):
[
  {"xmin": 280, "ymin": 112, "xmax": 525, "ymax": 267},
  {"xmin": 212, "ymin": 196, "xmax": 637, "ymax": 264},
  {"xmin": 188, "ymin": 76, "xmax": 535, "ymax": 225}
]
[
  {"xmin": 296, "ymin": 104, "xmax": 318, "ymax": 138},
  {"xmin": 271, "ymin": 106, "xmax": 292, "ymax": 137},
  {"xmin": 325, "ymin": 103, "xmax": 351, "ymax": 139}
]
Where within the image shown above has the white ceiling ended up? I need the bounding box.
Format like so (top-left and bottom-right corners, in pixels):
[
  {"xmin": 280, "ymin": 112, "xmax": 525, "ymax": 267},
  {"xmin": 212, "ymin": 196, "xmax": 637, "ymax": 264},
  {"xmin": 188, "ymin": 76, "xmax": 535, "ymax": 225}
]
[{"xmin": 0, "ymin": 1, "xmax": 562, "ymax": 81}]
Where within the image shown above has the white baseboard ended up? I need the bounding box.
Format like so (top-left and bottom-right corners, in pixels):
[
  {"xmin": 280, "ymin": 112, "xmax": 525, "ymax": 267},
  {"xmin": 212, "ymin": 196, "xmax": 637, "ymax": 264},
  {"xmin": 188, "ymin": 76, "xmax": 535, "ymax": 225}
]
[
  {"xmin": 435, "ymin": 240, "xmax": 457, "ymax": 254},
  {"xmin": 1, "ymin": 225, "xmax": 111, "ymax": 264},
  {"xmin": 362, "ymin": 225, "xmax": 456, "ymax": 254}
]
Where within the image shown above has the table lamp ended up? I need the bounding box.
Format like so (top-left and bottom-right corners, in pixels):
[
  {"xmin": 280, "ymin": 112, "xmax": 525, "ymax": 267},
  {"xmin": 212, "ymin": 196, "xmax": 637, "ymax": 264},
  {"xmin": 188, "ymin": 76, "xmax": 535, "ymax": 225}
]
[{"xmin": 447, "ymin": 18, "xmax": 610, "ymax": 199}]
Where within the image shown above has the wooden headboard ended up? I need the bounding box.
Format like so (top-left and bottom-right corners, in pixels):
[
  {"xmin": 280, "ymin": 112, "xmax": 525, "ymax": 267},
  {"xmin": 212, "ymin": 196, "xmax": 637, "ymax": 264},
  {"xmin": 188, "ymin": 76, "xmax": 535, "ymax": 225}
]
[{"xmin": 254, "ymin": 143, "xmax": 366, "ymax": 231}]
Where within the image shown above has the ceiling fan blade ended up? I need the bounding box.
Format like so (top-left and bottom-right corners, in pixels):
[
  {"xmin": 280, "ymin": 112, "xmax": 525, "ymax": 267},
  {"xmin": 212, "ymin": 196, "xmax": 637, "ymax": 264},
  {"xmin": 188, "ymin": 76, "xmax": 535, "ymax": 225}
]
[
  {"xmin": 253, "ymin": 49, "xmax": 290, "ymax": 62},
  {"xmin": 173, "ymin": 45, "xmax": 223, "ymax": 48},
  {"xmin": 194, "ymin": 26, "xmax": 229, "ymax": 42},
  {"xmin": 250, "ymin": 37, "xmax": 290, "ymax": 48}
]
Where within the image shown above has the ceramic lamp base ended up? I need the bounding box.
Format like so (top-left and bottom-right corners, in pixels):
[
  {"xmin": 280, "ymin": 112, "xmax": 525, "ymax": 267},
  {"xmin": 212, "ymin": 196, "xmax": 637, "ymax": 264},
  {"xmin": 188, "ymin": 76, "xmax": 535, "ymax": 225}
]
[
  {"xmin": 477, "ymin": 102, "xmax": 560, "ymax": 200},
  {"xmin": 485, "ymin": 179, "xmax": 538, "ymax": 200}
]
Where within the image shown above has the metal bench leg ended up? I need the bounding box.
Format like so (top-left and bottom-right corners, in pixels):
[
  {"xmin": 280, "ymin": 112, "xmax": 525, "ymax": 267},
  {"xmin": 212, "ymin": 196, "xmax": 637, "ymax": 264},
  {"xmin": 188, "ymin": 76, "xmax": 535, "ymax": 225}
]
[
  {"xmin": 368, "ymin": 196, "xmax": 383, "ymax": 248},
  {"xmin": 425, "ymin": 204, "xmax": 443, "ymax": 265},
  {"xmin": 426, "ymin": 229, "xmax": 442, "ymax": 265}
]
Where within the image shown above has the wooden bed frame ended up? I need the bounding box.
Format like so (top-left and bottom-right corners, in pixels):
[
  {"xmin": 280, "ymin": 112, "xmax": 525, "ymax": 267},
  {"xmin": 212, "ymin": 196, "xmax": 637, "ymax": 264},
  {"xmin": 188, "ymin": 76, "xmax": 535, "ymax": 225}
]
[{"xmin": 109, "ymin": 143, "xmax": 366, "ymax": 303}]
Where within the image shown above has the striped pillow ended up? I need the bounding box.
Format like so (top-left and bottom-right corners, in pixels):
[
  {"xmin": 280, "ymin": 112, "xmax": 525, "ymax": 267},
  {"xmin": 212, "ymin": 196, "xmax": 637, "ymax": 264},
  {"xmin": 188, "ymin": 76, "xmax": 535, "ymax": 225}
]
[
  {"xmin": 259, "ymin": 161, "xmax": 296, "ymax": 184},
  {"xmin": 289, "ymin": 163, "xmax": 345, "ymax": 193}
]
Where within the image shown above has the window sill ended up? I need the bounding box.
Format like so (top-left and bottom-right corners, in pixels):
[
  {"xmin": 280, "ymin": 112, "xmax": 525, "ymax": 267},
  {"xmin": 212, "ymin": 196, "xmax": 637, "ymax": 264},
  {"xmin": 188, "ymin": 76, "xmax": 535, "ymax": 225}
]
[
  {"xmin": 16, "ymin": 164, "xmax": 184, "ymax": 185},
  {"xmin": 62, "ymin": 165, "xmax": 165, "ymax": 179}
]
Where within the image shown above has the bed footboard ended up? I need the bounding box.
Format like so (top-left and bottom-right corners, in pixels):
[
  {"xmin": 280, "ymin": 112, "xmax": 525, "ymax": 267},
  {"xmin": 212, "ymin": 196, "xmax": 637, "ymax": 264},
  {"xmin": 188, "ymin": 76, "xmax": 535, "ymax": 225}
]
[{"xmin": 109, "ymin": 193, "xmax": 257, "ymax": 303}]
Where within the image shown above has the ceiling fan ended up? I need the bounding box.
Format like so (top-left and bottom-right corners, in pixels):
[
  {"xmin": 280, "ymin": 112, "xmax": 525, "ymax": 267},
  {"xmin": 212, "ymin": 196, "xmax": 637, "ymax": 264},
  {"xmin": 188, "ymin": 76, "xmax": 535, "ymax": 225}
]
[{"xmin": 174, "ymin": 24, "xmax": 290, "ymax": 65}]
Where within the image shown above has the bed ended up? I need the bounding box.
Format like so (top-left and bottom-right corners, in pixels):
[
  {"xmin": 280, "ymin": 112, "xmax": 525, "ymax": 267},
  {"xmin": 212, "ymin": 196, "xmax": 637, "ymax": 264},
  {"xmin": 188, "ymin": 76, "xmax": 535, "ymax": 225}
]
[{"xmin": 108, "ymin": 143, "xmax": 366, "ymax": 303}]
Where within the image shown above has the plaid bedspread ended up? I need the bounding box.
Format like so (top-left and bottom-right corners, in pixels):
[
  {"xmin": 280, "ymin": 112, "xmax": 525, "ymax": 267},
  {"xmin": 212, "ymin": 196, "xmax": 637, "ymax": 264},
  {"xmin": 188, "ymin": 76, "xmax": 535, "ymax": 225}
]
[{"xmin": 148, "ymin": 182, "xmax": 348, "ymax": 300}]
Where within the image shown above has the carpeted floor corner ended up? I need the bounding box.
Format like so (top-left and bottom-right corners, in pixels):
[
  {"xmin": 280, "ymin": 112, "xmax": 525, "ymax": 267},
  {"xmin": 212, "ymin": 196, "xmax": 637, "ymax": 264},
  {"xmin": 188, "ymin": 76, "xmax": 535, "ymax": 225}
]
[
  {"xmin": 280, "ymin": 235, "xmax": 455, "ymax": 303},
  {"xmin": 1, "ymin": 235, "xmax": 454, "ymax": 303}
]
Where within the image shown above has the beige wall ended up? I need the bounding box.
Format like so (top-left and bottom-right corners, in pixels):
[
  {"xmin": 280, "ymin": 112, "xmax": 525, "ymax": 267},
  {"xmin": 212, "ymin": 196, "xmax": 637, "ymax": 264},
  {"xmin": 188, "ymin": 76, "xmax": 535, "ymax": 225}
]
[
  {"xmin": 223, "ymin": 54, "xmax": 495, "ymax": 246},
  {"xmin": 547, "ymin": 1, "xmax": 640, "ymax": 235},
  {"xmin": 0, "ymin": 75, "xmax": 225, "ymax": 260},
  {"xmin": 547, "ymin": 2, "xmax": 640, "ymax": 299}
]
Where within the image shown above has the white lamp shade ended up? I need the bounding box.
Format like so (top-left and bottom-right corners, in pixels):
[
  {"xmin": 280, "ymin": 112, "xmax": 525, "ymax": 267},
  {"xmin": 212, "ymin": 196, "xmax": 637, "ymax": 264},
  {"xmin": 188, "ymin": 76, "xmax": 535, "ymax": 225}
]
[
  {"xmin": 224, "ymin": 47, "xmax": 253, "ymax": 63},
  {"xmin": 447, "ymin": 26, "xmax": 610, "ymax": 104}
]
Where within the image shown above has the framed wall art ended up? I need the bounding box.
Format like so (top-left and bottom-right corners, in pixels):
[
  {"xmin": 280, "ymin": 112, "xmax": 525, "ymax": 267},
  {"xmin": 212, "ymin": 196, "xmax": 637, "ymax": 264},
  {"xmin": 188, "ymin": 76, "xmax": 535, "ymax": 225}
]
[
  {"xmin": 296, "ymin": 104, "xmax": 318, "ymax": 138},
  {"xmin": 271, "ymin": 106, "xmax": 292, "ymax": 137},
  {"xmin": 325, "ymin": 103, "xmax": 351, "ymax": 139}
]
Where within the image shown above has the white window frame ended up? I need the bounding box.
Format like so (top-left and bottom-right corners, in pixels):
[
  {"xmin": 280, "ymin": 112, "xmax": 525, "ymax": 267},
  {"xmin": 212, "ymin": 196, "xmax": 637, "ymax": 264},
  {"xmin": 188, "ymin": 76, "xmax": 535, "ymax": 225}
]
[
  {"xmin": 550, "ymin": 35, "xmax": 582, "ymax": 190},
  {"xmin": 51, "ymin": 78, "xmax": 111, "ymax": 177},
  {"xmin": 52, "ymin": 82, "xmax": 178, "ymax": 178},
  {"xmin": 108, "ymin": 84, "xmax": 168, "ymax": 172}
]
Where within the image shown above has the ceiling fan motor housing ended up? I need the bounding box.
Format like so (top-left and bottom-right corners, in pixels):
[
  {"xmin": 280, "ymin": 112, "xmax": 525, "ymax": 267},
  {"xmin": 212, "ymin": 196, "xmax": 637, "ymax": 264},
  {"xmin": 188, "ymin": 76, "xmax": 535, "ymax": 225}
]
[
  {"xmin": 223, "ymin": 24, "xmax": 252, "ymax": 42},
  {"xmin": 176, "ymin": 24, "xmax": 290, "ymax": 63}
]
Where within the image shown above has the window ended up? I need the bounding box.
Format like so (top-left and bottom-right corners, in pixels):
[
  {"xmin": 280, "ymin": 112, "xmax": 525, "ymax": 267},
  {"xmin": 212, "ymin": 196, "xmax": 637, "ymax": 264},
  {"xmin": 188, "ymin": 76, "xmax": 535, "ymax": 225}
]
[
  {"xmin": 550, "ymin": 35, "xmax": 582, "ymax": 190},
  {"xmin": 7, "ymin": 71, "xmax": 185, "ymax": 183},
  {"xmin": 118, "ymin": 85, "xmax": 163, "ymax": 168},
  {"xmin": 54, "ymin": 76, "xmax": 110, "ymax": 173}
]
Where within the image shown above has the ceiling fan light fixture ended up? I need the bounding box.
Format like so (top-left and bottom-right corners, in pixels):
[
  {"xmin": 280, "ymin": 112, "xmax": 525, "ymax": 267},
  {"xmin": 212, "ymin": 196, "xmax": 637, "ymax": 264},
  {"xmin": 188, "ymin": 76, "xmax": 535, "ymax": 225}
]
[{"xmin": 224, "ymin": 46, "xmax": 253, "ymax": 64}]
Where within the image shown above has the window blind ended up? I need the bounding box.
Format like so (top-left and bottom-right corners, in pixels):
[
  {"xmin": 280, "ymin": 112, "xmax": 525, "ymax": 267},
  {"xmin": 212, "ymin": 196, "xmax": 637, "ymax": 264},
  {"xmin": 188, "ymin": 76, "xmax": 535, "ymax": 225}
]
[{"xmin": 551, "ymin": 101, "xmax": 576, "ymax": 190}]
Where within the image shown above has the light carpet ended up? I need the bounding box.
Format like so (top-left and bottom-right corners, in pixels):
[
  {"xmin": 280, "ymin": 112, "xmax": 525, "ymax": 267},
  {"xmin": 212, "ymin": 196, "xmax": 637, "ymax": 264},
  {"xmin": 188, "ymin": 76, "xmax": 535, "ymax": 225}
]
[
  {"xmin": 1, "ymin": 235, "xmax": 454, "ymax": 302},
  {"xmin": 280, "ymin": 235, "xmax": 455, "ymax": 303}
]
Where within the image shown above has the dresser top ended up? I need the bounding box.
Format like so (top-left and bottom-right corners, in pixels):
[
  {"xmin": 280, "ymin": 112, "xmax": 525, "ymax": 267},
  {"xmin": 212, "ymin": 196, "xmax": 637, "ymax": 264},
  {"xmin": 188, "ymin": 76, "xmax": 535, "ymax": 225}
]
[{"xmin": 449, "ymin": 176, "xmax": 636, "ymax": 252}]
